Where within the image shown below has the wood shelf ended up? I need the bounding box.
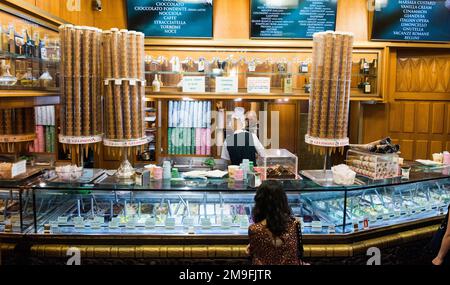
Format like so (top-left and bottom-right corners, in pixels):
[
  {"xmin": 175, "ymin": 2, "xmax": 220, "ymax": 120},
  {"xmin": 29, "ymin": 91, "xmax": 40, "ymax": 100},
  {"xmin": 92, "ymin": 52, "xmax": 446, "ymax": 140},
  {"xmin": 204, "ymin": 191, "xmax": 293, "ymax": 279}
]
[
  {"xmin": 0, "ymin": 90, "xmax": 60, "ymax": 109},
  {"xmin": 146, "ymin": 91, "xmax": 383, "ymax": 102}
]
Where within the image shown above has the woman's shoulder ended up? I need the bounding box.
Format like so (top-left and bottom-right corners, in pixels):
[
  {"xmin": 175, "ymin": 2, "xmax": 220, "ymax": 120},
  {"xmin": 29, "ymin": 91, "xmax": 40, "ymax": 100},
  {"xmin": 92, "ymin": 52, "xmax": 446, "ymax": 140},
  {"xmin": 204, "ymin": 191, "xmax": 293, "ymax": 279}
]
[{"xmin": 249, "ymin": 221, "xmax": 266, "ymax": 233}]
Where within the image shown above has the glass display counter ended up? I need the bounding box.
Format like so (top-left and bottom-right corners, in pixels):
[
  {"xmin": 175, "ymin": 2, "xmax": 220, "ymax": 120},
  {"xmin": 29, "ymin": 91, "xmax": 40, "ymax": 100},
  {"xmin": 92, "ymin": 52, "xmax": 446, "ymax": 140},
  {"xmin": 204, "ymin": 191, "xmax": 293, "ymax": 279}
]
[{"xmin": 26, "ymin": 168, "xmax": 450, "ymax": 237}]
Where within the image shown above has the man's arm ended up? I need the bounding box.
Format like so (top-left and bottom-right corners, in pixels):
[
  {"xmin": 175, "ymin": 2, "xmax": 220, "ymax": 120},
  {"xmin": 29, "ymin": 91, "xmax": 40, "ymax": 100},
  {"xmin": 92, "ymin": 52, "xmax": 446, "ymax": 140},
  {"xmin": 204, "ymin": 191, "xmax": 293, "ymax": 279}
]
[
  {"xmin": 221, "ymin": 140, "xmax": 230, "ymax": 161},
  {"xmin": 252, "ymin": 134, "xmax": 265, "ymax": 156}
]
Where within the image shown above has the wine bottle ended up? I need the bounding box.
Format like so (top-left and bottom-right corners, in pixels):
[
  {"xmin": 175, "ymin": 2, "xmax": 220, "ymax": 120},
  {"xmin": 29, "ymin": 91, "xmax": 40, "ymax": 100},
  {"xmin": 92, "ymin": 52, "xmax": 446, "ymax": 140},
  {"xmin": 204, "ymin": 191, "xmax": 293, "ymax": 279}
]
[
  {"xmin": 8, "ymin": 24, "xmax": 15, "ymax": 54},
  {"xmin": 283, "ymin": 74, "xmax": 293, "ymax": 94},
  {"xmin": 152, "ymin": 74, "xmax": 161, "ymax": 92},
  {"xmin": 363, "ymin": 77, "xmax": 371, "ymax": 94}
]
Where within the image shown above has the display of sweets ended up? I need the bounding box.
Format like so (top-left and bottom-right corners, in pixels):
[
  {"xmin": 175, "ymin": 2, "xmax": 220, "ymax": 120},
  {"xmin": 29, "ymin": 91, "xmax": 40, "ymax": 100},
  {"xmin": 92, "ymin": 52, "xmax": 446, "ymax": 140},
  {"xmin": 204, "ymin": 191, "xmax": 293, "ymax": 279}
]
[
  {"xmin": 346, "ymin": 149, "xmax": 399, "ymax": 180},
  {"xmin": 167, "ymin": 100, "xmax": 212, "ymax": 155},
  {"xmin": 103, "ymin": 28, "xmax": 146, "ymax": 141},
  {"xmin": 307, "ymin": 31, "xmax": 354, "ymax": 141},
  {"xmin": 59, "ymin": 25, "xmax": 103, "ymax": 138}
]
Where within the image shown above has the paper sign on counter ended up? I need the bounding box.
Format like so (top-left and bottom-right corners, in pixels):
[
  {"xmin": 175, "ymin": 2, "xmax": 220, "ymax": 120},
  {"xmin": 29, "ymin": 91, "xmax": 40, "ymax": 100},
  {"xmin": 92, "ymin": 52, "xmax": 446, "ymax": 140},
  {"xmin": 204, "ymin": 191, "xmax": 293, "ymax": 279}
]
[
  {"xmin": 216, "ymin": 77, "xmax": 238, "ymax": 93},
  {"xmin": 247, "ymin": 77, "xmax": 271, "ymax": 94},
  {"xmin": 182, "ymin": 76, "xmax": 206, "ymax": 93}
]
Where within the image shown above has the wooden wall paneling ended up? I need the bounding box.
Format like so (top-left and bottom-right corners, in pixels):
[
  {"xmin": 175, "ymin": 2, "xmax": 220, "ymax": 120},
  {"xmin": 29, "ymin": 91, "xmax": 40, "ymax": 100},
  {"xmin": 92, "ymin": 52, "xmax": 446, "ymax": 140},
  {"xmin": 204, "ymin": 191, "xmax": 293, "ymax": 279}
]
[
  {"xmin": 92, "ymin": 0, "xmax": 126, "ymax": 30},
  {"xmin": 447, "ymin": 103, "xmax": 450, "ymax": 134},
  {"xmin": 214, "ymin": 0, "xmax": 249, "ymax": 39},
  {"xmin": 447, "ymin": 142, "xmax": 450, "ymax": 152},
  {"xmin": 361, "ymin": 104, "xmax": 387, "ymax": 143},
  {"xmin": 389, "ymin": 102, "xmax": 402, "ymax": 132},
  {"xmin": 415, "ymin": 140, "xmax": 428, "ymax": 160},
  {"xmin": 430, "ymin": 141, "xmax": 443, "ymax": 155},
  {"xmin": 431, "ymin": 103, "xmax": 445, "ymax": 134},
  {"xmin": 416, "ymin": 103, "xmax": 430, "ymax": 133},
  {"xmin": 268, "ymin": 102, "xmax": 298, "ymax": 155},
  {"xmin": 335, "ymin": 0, "xmax": 368, "ymax": 41},
  {"xmin": 403, "ymin": 102, "xmax": 415, "ymax": 133},
  {"xmin": 401, "ymin": 140, "xmax": 414, "ymax": 161},
  {"xmin": 35, "ymin": 0, "xmax": 60, "ymax": 17}
]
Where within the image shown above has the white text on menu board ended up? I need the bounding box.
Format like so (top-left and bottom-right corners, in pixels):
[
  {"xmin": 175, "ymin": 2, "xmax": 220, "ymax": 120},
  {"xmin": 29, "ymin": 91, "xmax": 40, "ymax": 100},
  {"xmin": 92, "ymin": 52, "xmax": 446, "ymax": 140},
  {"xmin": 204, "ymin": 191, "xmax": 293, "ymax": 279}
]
[
  {"xmin": 138, "ymin": 0, "xmax": 188, "ymax": 34},
  {"xmin": 394, "ymin": 0, "xmax": 437, "ymax": 40}
]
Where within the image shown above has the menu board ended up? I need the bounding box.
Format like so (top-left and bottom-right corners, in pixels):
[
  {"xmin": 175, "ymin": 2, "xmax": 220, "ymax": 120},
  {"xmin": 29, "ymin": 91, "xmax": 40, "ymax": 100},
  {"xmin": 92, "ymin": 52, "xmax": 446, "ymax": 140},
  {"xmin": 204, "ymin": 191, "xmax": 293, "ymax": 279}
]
[
  {"xmin": 250, "ymin": 0, "xmax": 337, "ymax": 39},
  {"xmin": 126, "ymin": 0, "xmax": 213, "ymax": 38},
  {"xmin": 372, "ymin": 0, "xmax": 450, "ymax": 42}
]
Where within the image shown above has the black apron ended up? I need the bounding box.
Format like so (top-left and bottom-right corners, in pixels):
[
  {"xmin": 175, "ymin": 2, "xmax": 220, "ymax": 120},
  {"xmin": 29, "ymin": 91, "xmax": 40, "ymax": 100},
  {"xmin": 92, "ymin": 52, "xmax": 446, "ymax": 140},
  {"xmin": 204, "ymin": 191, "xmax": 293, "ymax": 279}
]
[{"xmin": 226, "ymin": 131, "xmax": 257, "ymax": 166}]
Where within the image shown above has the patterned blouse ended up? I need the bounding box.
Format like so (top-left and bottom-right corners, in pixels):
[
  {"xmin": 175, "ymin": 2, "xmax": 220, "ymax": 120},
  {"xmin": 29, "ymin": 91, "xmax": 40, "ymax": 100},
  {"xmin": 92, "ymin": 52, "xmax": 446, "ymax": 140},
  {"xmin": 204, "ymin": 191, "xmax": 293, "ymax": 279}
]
[{"xmin": 248, "ymin": 218, "xmax": 302, "ymax": 265}]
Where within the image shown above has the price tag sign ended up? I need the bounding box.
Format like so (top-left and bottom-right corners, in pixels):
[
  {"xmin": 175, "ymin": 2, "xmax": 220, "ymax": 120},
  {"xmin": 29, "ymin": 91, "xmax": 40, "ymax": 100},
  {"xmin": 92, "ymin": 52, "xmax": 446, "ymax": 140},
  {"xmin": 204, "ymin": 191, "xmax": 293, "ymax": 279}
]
[
  {"xmin": 73, "ymin": 217, "xmax": 84, "ymax": 228},
  {"xmin": 221, "ymin": 216, "xmax": 232, "ymax": 229},
  {"xmin": 247, "ymin": 77, "xmax": 271, "ymax": 94},
  {"xmin": 311, "ymin": 221, "xmax": 323, "ymax": 232},
  {"xmin": 183, "ymin": 217, "xmax": 194, "ymax": 228},
  {"xmin": 182, "ymin": 76, "xmax": 206, "ymax": 93},
  {"xmin": 216, "ymin": 77, "xmax": 238, "ymax": 93},
  {"xmin": 109, "ymin": 220, "xmax": 119, "ymax": 229},
  {"xmin": 91, "ymin": 221, "xmax": 102, "ymax": 229},
  {"xmin": 94, "ymin": 216, "xmax": 105, "ymax": 224},
  {"xmin": 126, "ymin": 219, "xmax": 136, "ymax": 229},
  {"xmin": 57, "ymin": 216, "xmax": 68, "ymax": 225},
  {"xmin": 239, "ymin": 216, "xmax": 249, "ymax": 229},
  {"xmin": 145, "ymin": 218, "xmax": 156, "ymax": 229},
  {"xmin": 200, "ymin": 218, "xmax": 211, "ymax": 229},
  {"xmin": 165, "ymin": 217, "xmax": 176, "ymax": 228}
]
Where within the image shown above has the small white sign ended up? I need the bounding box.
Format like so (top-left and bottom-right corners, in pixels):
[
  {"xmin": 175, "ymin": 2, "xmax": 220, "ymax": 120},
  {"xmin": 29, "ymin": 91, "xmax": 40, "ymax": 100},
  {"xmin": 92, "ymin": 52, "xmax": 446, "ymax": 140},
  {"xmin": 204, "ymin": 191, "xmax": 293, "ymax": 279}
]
[
  {"xmin": 182, "ymin": 76, "xmax": 206, "ymax": 93},
  {"xmin": 216, "ymin": 77, "xmax": 238, "ymax": 93},
  {"xmin": 247, "ymin": 77, "xmax": 271, "ymax": 94}
]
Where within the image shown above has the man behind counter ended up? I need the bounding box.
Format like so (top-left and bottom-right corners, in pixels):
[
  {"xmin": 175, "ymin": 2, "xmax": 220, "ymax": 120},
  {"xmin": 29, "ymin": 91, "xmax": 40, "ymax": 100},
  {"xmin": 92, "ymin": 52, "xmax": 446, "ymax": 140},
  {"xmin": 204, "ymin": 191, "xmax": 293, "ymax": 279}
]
[{"xmin": 221, "ymin": 107, "xmax": 265, "ymax": 166}]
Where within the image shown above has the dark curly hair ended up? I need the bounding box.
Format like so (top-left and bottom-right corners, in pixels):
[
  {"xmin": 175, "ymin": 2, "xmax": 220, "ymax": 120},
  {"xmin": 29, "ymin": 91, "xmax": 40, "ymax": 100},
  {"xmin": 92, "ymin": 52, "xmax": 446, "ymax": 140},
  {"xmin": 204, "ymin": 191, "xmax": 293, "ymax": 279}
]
[{"xmin": 252, "ymin": 180, "xmax": 293, "ymax": 237}]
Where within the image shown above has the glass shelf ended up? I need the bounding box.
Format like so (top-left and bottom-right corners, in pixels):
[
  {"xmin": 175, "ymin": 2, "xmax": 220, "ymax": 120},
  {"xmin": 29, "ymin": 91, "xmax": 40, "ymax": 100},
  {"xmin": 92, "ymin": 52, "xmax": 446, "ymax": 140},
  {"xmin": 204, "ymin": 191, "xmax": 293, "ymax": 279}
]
[
  {"xmin": 144, "ymin": 70, "xmax": 378, "ymax": 78},
  {"xmin": 0, "ymin": 50, "xmax": 59, "ymax": 64}
]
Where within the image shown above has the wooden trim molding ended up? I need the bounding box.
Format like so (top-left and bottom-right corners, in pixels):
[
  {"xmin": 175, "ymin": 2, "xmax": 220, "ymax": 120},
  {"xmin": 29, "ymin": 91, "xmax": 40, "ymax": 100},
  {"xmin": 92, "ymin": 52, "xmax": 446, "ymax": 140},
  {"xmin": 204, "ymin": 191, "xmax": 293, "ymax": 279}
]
[{"xmin": 27, "ymin": 225, "xmax": 438, "ymax": 259}]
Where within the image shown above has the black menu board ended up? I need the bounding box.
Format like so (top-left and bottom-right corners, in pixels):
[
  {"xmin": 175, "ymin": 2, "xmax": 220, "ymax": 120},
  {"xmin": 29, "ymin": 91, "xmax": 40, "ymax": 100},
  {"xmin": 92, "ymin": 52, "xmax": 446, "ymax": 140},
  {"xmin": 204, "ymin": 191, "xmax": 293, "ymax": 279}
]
[
  {"xmin": 126, "ymin": 0, "xmax": 213, "ymax": 38},
  {"xmin": 250, "ymin": 0, "xmax": 337, "ymax": 39},
  {"xmin": 372, "ymin": 0, "xmax": 450, "ymax": 42}
]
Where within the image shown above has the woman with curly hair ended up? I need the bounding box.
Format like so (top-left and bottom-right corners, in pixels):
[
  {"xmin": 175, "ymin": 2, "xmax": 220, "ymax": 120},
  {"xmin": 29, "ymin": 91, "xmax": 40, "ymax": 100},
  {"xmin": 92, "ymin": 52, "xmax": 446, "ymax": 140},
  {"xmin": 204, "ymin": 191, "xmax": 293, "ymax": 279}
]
[{"xmin": 248, "ymin": 180, "xmax": 307, "ymax": 265}]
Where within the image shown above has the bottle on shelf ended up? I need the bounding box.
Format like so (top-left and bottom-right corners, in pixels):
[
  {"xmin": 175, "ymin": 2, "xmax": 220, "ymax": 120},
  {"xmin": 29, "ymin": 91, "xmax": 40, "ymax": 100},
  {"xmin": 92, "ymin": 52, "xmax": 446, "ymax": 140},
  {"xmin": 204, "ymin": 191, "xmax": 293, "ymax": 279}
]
[
  {"xmin": 304, "ymin": 78, "xmax": 311, "ymax": 94},
  {"xmin": 371, "ymin": 59, "xmax": 378, "ymax": 76},
  {"xmin": 19, "ymin": 67, "xmax": 36, "ymax": 87},
  {"xmin": 8, "ymin": 24, "xmax": 15, "ymax": 54},
  {"xmin": 362, "ymin": 77, "xmax": 372, "ymax": 94},
  {"xmin": 0, "ymin": 60, "xmax": 17, "ymax": 86},
  {"xmin": 300, "ymin": 61, "xmax": 309, "ymax": 73},
  {"xmin": 152, "ymin": 74, "xmax": 161, "ymax": 92},
  {"xmin": 38, "ymin": 68, "xmax": 53, "ymax": 88},
  {"xmin": 283, "ymin": 74, "xmax": 293, "ymax": 94},
  {"xmin": 33, "ymin": 31, "xmax": 40, "ymax": 58},
  {"xmin": 39, "ymin": 35, "xmax": 48, "ymax": 60},
  {"xmin": 361, "ymin": 58, "xmax": 370, "ymax": 75},
  {"xmin": 0, "ymin": 25, "xmax": 3, "ymax": 52}
]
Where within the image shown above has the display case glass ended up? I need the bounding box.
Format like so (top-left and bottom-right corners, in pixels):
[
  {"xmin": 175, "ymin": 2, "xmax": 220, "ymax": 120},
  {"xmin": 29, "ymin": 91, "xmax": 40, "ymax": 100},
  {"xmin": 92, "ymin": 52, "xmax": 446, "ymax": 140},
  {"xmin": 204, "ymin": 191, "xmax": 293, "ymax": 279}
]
[
  {"xmin": 27, "ymin": 169, "xmax": 450, "ymax": 236},
  {"xmin": 257, "ymin": 149, "xmax": 299, "ymax": 180}
]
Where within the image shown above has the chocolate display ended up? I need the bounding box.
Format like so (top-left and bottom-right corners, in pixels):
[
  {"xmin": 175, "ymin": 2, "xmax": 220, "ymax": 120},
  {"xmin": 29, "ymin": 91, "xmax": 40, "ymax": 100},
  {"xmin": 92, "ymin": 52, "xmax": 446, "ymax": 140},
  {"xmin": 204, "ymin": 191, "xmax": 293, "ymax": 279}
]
[
  {"xmin": 59, "ymin": 25, "xmax": 103, "ymax": 138},
  {"xmin": 306, "ymin": 31, "xmax": 354, "ymax": 151},
  {"xmin": 103, "ymin": 29, "xmax": 146, "ymax": 141},
  {"xmin": 266, "ymin": 165, "xmax": 296, "ymax": 180},
  {"xmin": 350, "ymin": 137, "xmax": 400, "ymax": 154}
]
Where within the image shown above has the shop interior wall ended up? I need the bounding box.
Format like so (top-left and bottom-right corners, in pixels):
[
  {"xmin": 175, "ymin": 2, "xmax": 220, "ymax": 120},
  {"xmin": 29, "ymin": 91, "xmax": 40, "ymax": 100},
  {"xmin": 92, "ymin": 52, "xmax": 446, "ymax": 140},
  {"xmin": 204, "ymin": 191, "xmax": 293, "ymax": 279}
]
[{"xmin": 19, "ymin": 0, "xmax": 450, "ymax": 161}]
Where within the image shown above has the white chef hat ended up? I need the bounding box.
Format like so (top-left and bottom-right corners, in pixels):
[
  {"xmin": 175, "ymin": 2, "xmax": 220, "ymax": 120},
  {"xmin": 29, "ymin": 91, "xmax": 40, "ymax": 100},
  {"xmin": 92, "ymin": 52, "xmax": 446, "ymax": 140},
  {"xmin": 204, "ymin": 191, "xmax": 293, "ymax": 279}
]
[{"xmin": 232, "ymin": 107, "xmax": 246, "ymax": 124}]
